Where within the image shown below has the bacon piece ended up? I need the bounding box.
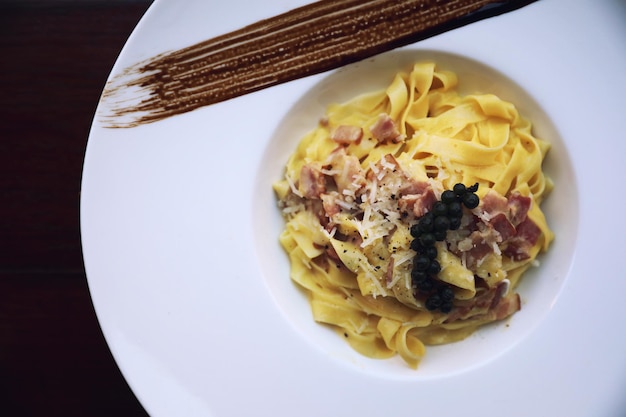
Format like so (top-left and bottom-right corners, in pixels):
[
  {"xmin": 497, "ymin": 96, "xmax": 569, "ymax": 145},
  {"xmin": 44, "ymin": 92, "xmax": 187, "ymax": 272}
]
[
  {"xmin": 465, "ymin": 214, "xmax": 481, "ymax": 233},
  {"xmin": 398, "ymin": 195, "xmax": 418, "ymax": 217},
  {"xmin": 481, "ymin": 190, "xmax": 508, "ymax": 216},
  {"xmin": 507, "ymin": 192, "xmax": 532, "ymax": 226},
  {"xmin": 398, "ymin": 178, "xmax": 429, "ymax": 196},
  {"xmin": 370, "ymin": 113, "xmax": 403, "ymax": 144},
  {"xmin": 320, "ymin": 192, "xmax": 341, "ymax": 218},
  {"xmin": 465, "ymin": 231, "xmax": 495, "ymax": 267},
  {"xmin": 480, "ymin": 190, "xmax": 534, "ymax": 242},
  {"xmin": 396, "ymin": 180, "xmax": 437, "ymax": 217},
  {"xmin": 445, "ymin": 281, "xmax": 519, "ymax": 323},
  {"xmin": 325, "ymin": 243, "xmax": 341, "ymax": 263},
  {"xmin": 444, "ymin": 284, "xmax": 499, "ymax": 322},
  {"xmin": 503, "ymin": 217, "xmax": 542, "ymax": 261},
  {"xmin": 493, "ymin": 292, "xmax": 521, "ymax": 320},
  {"xmin": 307, "ymin": 199, "xmax": 330, "ymax": 229},
  {"xmin": 471, "ymin": 234, "xmax": 496, "ymax": 260},
  {"xmin": 516, "ymin": 217, "xmax": 541, "ymax": 245},
  {"xmin": 412, "ymin": 188, "xmax": 437, "ymax": 217},
  {"xmin": 327, "ymin": 147, "xmax": 365, "ymax": 193},
  {"xmin": 330, "ymin": 125, "xmax": 363, "ymax": 145},
  {"xmin": 488, "ymin": 212, "xmax": 516, "ymax": 241},
  {"xmin": 299, "ymin": 163, "xmax": 326, "ymax": 198}
]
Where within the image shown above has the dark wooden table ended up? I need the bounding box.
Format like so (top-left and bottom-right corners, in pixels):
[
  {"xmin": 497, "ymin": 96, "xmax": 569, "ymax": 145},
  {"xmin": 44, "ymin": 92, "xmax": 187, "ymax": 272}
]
[{"xmin": 1, "ymin": 1, "xmax": 153, "ymax": 415}]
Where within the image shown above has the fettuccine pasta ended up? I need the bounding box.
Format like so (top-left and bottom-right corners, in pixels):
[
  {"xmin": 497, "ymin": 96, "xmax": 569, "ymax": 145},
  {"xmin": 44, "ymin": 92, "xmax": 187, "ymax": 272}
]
[{"xmin": 273, "ymin": 62, "xmax": 553, "ymax": 369}]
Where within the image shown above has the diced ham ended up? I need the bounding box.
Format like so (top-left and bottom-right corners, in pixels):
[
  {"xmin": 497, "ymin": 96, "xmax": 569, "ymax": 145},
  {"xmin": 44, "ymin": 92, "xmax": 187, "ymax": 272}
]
[
  {"xmin": 444, "ymin": 281, "xmax": 520, "ymax": 323},
  {"xmin": 466, "ymin": 214, "xmax": 481, "ymax": 233},
  {"xmin": 321, "ymin": 192, "xmax": 341, "ymax": 218},
  {"xmin": 465, "ymin": 230, "xmax": 496, "ymax": 267},
  {"xmin": 454, "ymin": 227, "xmax": 501, "ymax": 269},
  {"xmin": 507, "ymin": 192, "xmax": 532, "ymax": 226},
  {"xmin": 398, "ymin": 178, "xmax": 430, "ymax": 196},
  {"xmin": 493, "ymin": 292, "xmax": 521, "ymax": 320},
  {"xmin": 330, "ymin": 125, "xmax": 363, "ymax": 145},
  {"xmin": 478, "ymin": 190, "xmax": 535, "ymax": 245},
  {"xmin": 503, "ymin": 217, "xmax": 542, "ymax": 261},
  {"xmin": 325, "ymin": 243, "xmax": 341, "ymax": 263},
  {"xmin": 481, "ymin": 190, "xmax": 509, "ymax": 216},
  {"xmin": 299, "ymin": 163, "xmax": 326, "ymax": 198},
  {"xmin": 488, "ymin": 212, "xmax": 516, "ymax": 241},
  {"xmin": 370, "ymin": 113, "xmax": 403, "ymax": 144},
  {"xmin": 516, "ymin": 217, "xmax": 542, "ymax": 245},
  {"xmin": 444, "ymin": 284, "xmax": 499, "ymax": 322},
  {"xmin": 409, "ymin": 188, "xmax": 437, "ymax": 217},
  {"xmin": 394, "ymin": 178, "xmax": 437, "ymax": 217},
  {"xmin": 307, "ymin": 199, "xmax": 329, "ymax": 229},
  {"xmin": 396, "ymin": 195, "xmax": 414, "ymax": 215},
  {"xmin": 327, "ymin": 147, "xmax": 366, "ymax": 193},
  {"xmin": 364, "ymin": 153, "xmax": 404, "ymax": 179}
]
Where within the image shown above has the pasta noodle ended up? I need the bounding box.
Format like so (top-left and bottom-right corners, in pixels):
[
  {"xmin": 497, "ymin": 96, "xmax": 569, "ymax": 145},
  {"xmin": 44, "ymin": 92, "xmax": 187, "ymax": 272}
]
[{"xmin": 273, "ymin": 62, "xmax": 554, "ymax": 369}]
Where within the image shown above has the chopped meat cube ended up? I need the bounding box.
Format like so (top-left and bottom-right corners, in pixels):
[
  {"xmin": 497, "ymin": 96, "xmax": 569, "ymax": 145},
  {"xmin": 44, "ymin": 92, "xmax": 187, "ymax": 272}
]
[
  {"xmin": 370, "ymin": 113, "xmax": 403, "ymax": 144},
  {"xmin": 299, "ymin": 163, "xmax": 326, "ymax": 198},
  {"xmin": 330, "ymin": 125, "xmax": 363, "ymax": 145}
]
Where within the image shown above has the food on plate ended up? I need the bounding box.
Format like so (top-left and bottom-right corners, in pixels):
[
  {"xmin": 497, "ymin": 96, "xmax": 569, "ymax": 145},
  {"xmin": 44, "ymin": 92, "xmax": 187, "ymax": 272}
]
[{"xmin": 273, "ymin": 62, "xmax": 553, "ymax": 369}]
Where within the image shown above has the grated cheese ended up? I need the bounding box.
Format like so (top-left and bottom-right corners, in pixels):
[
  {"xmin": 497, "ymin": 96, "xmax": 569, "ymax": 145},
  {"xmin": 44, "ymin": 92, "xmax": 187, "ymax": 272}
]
[
  {"xmin": 285, "ymin": 172, "xmax": 303, "ymax": 198},
  {"xmin": 364, "ymin": 269, "xmax": 386, "ymax": 298}
]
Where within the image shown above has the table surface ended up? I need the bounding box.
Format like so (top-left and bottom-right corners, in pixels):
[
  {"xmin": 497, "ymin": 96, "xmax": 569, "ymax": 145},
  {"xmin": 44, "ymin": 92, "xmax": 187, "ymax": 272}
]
[{"xmin": 1, "ymin": 1, "xmax": 153, "ymax": 415}]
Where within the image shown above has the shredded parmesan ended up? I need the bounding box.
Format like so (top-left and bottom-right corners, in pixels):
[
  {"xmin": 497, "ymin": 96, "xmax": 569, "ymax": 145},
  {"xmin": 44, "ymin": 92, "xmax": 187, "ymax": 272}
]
[
  {"xmin": 285, "ymin": 173, "xmax": 303, "ymax": 198},
  {"xmin": 491, "ymin": 241, "xmax": 502, "ymax": 256},
  {"xmin": 364, "ymin": 269, "xmax": 386, "ymax": 298},
  {"xmin": 335, "ymin": 199, "xmax": 356, "ymax": 211},
  {"xmin": 282, "ymin": 203, "xmax": 305, "ymax": 215},
  {"xmin": 320, "ymin": 168, "xmax": 340, "ymax": 176},
  {"xmin": 369, "ymin": 178, "xmax": 378, "ymax": 203},
  {"xmin": 380, "ymin": 157, "xmax": 396, "ymax": 171}
]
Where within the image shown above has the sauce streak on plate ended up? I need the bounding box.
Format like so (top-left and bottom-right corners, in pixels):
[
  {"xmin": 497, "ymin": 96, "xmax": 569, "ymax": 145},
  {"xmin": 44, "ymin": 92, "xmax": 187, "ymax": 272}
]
[{"xmin": 99, "ymin": 0, "xmax": 537, "ymax": 128}]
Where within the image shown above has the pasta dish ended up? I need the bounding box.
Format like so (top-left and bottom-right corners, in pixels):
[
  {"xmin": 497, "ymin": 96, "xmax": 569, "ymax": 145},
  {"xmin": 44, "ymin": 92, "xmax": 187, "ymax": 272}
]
[{"xmin": 273, "ymin": 62, "xmax": 553, "ymax": 369}]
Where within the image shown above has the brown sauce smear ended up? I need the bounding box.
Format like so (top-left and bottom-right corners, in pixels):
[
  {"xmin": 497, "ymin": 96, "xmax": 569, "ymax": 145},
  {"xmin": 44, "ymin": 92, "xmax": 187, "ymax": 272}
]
[{"xmin": 100, "ymin": 0, "xmax": 537, "ymax": 128}]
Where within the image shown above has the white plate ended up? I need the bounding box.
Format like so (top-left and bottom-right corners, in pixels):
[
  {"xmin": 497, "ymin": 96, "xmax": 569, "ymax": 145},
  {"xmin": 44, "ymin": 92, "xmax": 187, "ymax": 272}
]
[{"xmin": 81, "ymin": 0, "xmax": 626, "ymax": 416}]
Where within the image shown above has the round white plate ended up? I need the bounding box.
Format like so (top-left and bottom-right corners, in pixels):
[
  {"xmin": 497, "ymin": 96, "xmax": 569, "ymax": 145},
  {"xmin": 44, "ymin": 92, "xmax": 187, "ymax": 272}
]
[{"xmin": 81, "ymin": 1, "xmax": 626, "ymax": 416}]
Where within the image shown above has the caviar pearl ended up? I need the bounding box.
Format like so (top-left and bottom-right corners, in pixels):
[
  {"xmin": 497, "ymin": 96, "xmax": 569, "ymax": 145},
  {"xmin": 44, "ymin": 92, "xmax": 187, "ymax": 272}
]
[
  {"xmin": 447, "ymin": 201, "xmax": 463, "ymax": 217},
  {"xmin": 419, "ymin": 233, "xmax": 436, "ymax": 247},
  {"xmin": 413, "ymin": 255, "xmax": 430, "ymax": 272},
  {"xmin": 453, "ymin": 183, "xmax": 466, "ymax": 196},
  {"xmin": 433, "ymin": 215, "xmax": 450, "ymax": 231},
  {"xmin": 449, "ymin": 215, "xmax": 462, "ymax": 230},
  {"xmin": 425, "ymin": 246, "xmax": 438, "ymax": 259},
  {"xmin": 434, "ymin": 229, "xmax": 447, "ymax": 241},
  {"xmin": 425, "ymin": 294, "xmax": 442, "ymax": 311},
  {"xmin": 410, "ymin": 238, "xmax": 423, "ymax": 252},
  {"xmin": 440, "ymin": 301, "xmax": 453, "ymax": 313},
  {"xmin": 441, "ymin": 189, "xmax": 457, "ymax": 204},
  {"xmin": 411, "ymin": 269, "xmax": 427, "ymax": 282},
  {"xmin": 418, "ymin": 278, "xmax": 434, "ymax": 292},
  {"xmin": 439, "ymin": 286, "xmax": 454, "ymax": 301},
  {"xmin": 418, "ymin": 212, "xmax": 434, "ymax": 232},
  {"xmin": 432, "ymin": 201, "xmax": 448, "ymax": 217},
  {"xmin": 462, "ymin": 192, "xmax": 479, "ymax": 209},
  {"xmin": 427, "ymin": 260, "xmax": 441, "ymax": 275}
]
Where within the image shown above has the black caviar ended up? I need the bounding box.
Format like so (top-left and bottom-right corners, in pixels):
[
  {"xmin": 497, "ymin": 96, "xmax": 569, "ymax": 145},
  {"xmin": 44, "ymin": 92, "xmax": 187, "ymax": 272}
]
[{"xmin": 409, "ymin": 183, "xmax": 480, "ymax": 313}]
